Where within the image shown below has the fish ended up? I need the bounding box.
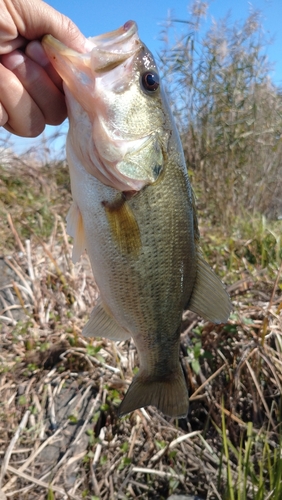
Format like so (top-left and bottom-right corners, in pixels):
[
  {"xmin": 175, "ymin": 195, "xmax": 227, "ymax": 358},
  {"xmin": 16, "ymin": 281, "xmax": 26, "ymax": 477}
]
[{"xmin": 42, "ymin": 21, "xmax": 232, "ymax": 418}]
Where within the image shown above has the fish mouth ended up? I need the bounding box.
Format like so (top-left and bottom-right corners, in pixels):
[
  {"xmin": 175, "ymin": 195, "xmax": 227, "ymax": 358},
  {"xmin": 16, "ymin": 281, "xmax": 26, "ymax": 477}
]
[
  {"xmin": 42, "ymin": 21, "xmax": 142, "ymax": 73},
  {"xmin": 90, "ymin": 21, "xmax": 142, "ymax": 72},
  {"xmin": 89, "ymin": 20, "xmax": 138, "ymax": 50},
  {"xmin": 42, "ymin": 22, "xmax": 157, "ymax": 193}
]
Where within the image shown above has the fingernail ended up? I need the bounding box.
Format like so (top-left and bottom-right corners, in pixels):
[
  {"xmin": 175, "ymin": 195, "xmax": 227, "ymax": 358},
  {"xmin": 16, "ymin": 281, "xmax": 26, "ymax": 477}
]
[
  {"xmin": 26, "ymin": 41, "xmax": 50, "ymax": 66},
  {"xmin": 2, "ymin": 51, "xmax": 25, "ymax": 70},
  {"xmin": 84, "ymin": 39, "xmax": 95, "ymax": 52},
  {"xmin": 0, "ymin": 103, "xmax": 8, "ymax": 127}
]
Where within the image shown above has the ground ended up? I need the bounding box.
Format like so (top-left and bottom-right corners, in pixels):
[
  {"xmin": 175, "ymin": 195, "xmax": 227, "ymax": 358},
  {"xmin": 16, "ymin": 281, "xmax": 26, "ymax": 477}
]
[{"xmin": 0, "ymin": 157, "xmax": 281, "ymax": 499}]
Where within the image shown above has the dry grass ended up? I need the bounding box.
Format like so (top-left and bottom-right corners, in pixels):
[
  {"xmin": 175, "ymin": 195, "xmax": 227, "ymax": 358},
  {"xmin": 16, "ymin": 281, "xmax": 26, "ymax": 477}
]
[
  {"xmin": 158, "ymin": 2, "xmax": 282, "ymax": 225},
  {"xmin": 0, "ymin": 149, "xmax": 281, "ymax": 499}
]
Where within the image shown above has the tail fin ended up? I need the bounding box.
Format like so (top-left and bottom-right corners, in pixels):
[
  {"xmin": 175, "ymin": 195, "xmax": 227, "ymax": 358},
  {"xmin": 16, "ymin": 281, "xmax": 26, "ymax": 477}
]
[{"xmin": 118, "ymin": 363, "xmax": 188, "ymax": 418}]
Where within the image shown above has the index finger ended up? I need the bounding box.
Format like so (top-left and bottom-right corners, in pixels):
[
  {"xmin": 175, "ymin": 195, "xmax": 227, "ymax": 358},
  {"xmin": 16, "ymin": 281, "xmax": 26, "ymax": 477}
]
[{"xmin": 4, "ymin": 0, "xmax": 90, "ymax": 52}]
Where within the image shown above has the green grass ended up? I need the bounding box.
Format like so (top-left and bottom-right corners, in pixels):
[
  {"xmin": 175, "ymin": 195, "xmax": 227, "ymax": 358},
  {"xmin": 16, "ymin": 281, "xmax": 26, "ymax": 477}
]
[
  {"xmin": 218, "ymin": 411, "xmax": 282, "ymax": 499},
  {"xmin": 199, "ymin": 213, "xmax": 282, "ymax": 286},
  {"xmin": 0, "ymin": 159, "xmax": 71, "ymax": 251}
]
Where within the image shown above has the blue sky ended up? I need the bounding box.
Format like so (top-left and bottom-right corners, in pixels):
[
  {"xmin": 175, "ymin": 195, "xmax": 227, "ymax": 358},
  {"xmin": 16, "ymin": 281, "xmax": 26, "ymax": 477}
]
[
  {"xmin": 47, "ymin": 0, "xmax": 282, "ymax": 83},
  {"xmin": 2, "ymin": 0, "xmax": 282, "ymax": 155}
]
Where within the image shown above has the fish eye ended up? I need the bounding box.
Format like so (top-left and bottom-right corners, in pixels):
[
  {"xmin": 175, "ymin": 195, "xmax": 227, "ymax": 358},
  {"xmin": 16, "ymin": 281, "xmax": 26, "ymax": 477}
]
[{"xmin": 141, "ymin": 70, "xmax": 160, "ymax": 93}]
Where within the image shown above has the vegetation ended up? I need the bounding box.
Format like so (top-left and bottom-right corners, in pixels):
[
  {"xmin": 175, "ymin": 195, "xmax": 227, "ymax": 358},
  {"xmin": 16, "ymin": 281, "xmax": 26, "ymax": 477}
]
[
  {"xmin": 159, "ymin": 1, "xmax": 282, "ymax": 224},
  {"xmin": 0, "ymin": 2, "xmax": 281, "ymax": 499}
]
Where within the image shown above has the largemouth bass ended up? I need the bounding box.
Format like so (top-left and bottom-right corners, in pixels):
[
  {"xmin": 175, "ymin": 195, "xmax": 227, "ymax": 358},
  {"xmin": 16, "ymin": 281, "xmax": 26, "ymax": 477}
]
[{"xmin": 42, "ymin": 21, "xmax": 231, "ymax": 418}]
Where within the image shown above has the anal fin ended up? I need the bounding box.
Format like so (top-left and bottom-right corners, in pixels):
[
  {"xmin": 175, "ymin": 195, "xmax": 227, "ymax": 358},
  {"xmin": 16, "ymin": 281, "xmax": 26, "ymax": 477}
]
[
  {"xmin": 188, "ymin": 252, "xmax": 232, "ymax": 324},
  {"xmin": 82, "ymin": 299, "xmax": 132, "ymax": 341},
  {"xmin": 66, "ymin": 201, "xmax": 86, "ymax": 263}
]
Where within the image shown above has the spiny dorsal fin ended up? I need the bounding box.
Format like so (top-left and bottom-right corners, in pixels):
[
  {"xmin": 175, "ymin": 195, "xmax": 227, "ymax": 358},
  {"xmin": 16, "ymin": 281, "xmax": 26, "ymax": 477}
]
[
  {"xmin": 82, "ymin": 299, "xmax": 131, "ymax": 341},
  {"xmin": 66, "ymin": 202, "xmax": 86, "ymax": 263},
  {"xmin": 188, "ymin": 252, "xmax": 232, "ymax": 324}
]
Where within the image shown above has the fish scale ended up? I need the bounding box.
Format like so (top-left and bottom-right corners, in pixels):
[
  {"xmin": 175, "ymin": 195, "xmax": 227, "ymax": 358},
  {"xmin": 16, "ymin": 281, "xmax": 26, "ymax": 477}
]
[{"xmin": 42, "ymin": 20, "xmax": 232, "ymax": 418}]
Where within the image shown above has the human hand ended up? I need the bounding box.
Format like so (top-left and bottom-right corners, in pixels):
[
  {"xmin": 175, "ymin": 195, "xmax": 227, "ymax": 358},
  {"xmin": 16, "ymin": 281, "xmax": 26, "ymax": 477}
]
[{"xmin": 0, "ymin": 0, "xmax": 89, "ymax": 137}]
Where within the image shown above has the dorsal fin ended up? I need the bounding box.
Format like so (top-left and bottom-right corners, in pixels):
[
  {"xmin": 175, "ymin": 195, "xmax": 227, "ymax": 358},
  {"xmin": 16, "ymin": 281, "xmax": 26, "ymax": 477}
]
[{"xmin": 188, "ymin": 252, "xmax": 232, "ymax": 323}]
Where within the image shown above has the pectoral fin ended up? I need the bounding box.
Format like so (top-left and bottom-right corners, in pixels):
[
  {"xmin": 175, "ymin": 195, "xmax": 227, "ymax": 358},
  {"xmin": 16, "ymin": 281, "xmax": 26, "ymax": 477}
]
[
  {"xmin": 66, "ymin": 202, "xmax": 86, "ymax": 263},
  {"xmin": 103, "ymin": 193, "xmax": 141, "ymax": 256},
  {"xmin": 188, "ymin": 252, "xmax": 232, "ymax": 323},
  {"xmin": 82, "ymin": 299, "xmax": 131, "ymax": 341}
]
